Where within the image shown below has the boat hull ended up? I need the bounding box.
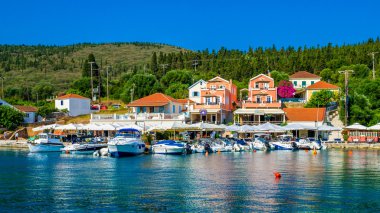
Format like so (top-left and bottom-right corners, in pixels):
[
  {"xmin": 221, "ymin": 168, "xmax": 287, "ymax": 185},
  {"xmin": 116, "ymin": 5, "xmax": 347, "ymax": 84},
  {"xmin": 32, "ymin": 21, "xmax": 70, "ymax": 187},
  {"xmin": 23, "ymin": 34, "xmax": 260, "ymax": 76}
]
[
  {"xmin": 28, "ymin": 143, "xmax": 64, "ymax": 152},
  {"xmin": 62, "ymin": 144, "xmax": 107, "ymax": 155},
  {"xmin": 152, "ymin": 146, "xmax": 185, "ymax": 155},
  {"xmin": 108, "ymin": 144, "xmax": 145, "ymax": 157},
  {"xmin": 271, "ymin": 142, "xmax": 297, "ymax": 150}
]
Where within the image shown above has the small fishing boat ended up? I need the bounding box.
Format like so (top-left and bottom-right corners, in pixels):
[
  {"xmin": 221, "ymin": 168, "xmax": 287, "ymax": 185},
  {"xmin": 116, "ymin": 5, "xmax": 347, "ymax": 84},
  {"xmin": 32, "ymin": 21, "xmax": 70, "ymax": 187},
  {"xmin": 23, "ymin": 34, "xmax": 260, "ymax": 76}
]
[
  {"xmin": 107, "ymin": 128, "xmax": 146, "ymax": 157},
  {"xmin": 61, "ymin": 143, "xmax": 107, "ymax": 154},
  {"xmin": 28, "ymin": 133, "xmax": 64, "ymax": 152},
  {"xmin": 152, "ymin": 140, "xmax": 186, "ymax": 155}
]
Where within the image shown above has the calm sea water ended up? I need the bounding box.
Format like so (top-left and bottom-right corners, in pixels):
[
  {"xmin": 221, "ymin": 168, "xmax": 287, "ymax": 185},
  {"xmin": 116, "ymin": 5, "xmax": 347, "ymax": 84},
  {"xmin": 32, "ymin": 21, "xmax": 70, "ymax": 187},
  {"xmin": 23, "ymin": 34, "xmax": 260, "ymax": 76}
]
[{"xmin": 0, "ymin": 149, "xmax": 380, "ymax": 212}]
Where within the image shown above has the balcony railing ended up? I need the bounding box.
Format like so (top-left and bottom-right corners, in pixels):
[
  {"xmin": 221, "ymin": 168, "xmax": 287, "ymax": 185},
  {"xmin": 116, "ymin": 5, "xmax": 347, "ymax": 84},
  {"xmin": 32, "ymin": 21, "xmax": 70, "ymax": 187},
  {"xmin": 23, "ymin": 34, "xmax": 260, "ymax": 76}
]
[
  {"xmin": 91, "ymin": 113, "xmax": 185, "ymax": 122},
  {"xmin": 280, "ymin": 98, "xmax": 305, "ymax": 103},
  {"xmin": 237, "ymin": 120, "xmax": 284, "ymax": 125}
]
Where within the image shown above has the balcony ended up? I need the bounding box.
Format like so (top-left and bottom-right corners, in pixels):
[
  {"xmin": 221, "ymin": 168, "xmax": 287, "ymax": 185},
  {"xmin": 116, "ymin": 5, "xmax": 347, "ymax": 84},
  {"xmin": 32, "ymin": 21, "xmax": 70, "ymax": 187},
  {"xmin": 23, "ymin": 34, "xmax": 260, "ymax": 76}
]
[
  {"xmin": 90, "ymin": 113, "xmax": 185, "ymax": 123},
  {"xmin": 242, "ymin": 100, "xmax": 281, "ymax": 108},
  {"xmin": 193, "ymin": 102, "xmax": 226, "ymax": 110}
]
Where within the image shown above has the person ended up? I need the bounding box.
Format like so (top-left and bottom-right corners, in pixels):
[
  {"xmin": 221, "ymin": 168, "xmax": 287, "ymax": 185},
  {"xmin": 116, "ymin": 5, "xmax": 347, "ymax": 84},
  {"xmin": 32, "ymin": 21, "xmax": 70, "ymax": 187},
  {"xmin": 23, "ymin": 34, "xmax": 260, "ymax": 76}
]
[
  {"xmin": 3, "ymin": 132, "xmax": 7, "ymax": 140},
  {"xmin": 15, "ymin": 132, "xmax": 19, "ymax": 142}
]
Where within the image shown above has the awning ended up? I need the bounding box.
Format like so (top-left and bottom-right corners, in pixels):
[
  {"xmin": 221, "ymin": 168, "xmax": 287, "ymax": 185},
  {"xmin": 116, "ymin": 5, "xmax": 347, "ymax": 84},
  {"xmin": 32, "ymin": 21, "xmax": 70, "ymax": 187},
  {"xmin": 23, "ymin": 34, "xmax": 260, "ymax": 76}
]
[{"xmin": 234, "ymin": 108, "xmax": 284, "ymax": 115}]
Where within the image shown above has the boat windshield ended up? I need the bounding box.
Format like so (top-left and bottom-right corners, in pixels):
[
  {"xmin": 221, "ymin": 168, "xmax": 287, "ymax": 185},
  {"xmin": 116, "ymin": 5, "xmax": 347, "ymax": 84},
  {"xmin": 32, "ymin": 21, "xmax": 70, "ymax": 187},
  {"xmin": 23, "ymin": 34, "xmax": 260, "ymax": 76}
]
[
  {"xmin": 116, "ymin": 129, "xmax": 140, "ymax": 138},
  {"xmin": 37, "ymin": 134, "xmax": 48, "ymax": 139}
]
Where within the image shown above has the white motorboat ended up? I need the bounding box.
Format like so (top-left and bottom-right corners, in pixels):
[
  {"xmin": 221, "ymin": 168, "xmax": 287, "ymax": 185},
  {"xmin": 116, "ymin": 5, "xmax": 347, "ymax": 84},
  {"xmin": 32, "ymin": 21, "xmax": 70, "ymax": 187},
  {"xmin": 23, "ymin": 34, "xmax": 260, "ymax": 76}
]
[
  {"xmin": 296, "ymin": 138, "xmax": 322, "ymax": 150},
  {"xmin": 28, "ymin": 133, "xmax": 64, "ymax": 152},
  {"xmin": 107, "ymin": 128, "xmax": 146, "ymax": 157},
  {"xmin": 191, "ymin": 144, "xmax": 206, "ymax": 153},
  {"xmin": 152, "ymin": 140, "xmax": 186, "ymax": 155},
  {"xmin": 61, "ymin": 143, "xmax": 107, "ymax": 154},
  {"xmin": 252, "ymin": 134, "xmax": 274, "ymax": 151},
  {"xmin": 271, "ymin": 135, "xmax": 297, "ymax": 150},
  {"xmin": 233, "ymin": 139, "xmax": 251, "ymax": 152},
  {"xmin": 210, "ymin": 138, "xmax": 233, "ymax": 152}
]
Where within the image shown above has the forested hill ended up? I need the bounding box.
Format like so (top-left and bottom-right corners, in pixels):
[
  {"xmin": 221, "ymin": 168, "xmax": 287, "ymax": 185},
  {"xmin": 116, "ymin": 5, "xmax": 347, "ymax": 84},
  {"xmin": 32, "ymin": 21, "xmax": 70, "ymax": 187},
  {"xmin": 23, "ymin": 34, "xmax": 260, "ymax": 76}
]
[{"xmin": 0, "ymin": 42, "xmax": 184, "ymax": 100}]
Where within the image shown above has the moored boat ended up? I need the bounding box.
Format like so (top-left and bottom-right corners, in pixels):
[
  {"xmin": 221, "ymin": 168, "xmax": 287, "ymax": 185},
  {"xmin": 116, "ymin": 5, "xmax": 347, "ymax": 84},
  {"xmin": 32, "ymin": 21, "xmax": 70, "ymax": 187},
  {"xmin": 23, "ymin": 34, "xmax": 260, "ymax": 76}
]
[
  {"xmin": 152, "ymin": 140, "xmax": 186, "ymax": 155},
  {"xmin": 107, "ymin": 128, "xmax": 146, "ymax": 157},
  {"xmin": 271, "ymin": 135, "xmax": 298, "ymax": 150},
  {"xmin": 28, "ymin": 133, "xmax": 64, "ymax": 152},
  {"xmin": 62, "ymin": 143, "xmax": 108, "ymax": 154}
]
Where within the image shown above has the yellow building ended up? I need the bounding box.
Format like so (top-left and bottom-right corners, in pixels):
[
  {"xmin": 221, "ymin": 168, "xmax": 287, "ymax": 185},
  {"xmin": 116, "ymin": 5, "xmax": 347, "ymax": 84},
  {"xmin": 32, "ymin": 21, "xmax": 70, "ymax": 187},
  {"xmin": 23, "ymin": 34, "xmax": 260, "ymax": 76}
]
[{"xmin": 305, "ymin": 81, "xmax": 340, "ymax": 102}]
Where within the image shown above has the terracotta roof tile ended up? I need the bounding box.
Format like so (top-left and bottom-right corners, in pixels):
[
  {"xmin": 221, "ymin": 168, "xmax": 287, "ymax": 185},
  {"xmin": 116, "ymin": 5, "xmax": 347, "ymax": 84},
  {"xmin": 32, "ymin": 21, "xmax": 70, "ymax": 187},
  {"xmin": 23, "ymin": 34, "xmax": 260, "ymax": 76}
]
[
  {"xmin": 14, "ymin": 105, "xmax": 38, "ymax": 112},
  {"xmin": 290, "ymin": 71, "xmax": 321, "ymax": 79},
  {"xmin": 307, "ymin": 81, "xmax": 340, "ymax": 90},
  {"xmin": 127, "ymin": 93, "xmax": 178, "ymax": 107},
  {"xmin": 284, "ymin": 108, "xmax": 326, "ymax": 122},
  {"xmin": 56, "ymin": 94, "xmax": 89, "ymax": 100},
  {"xmin": 176, "ymin": 98, "xmax": 194, "ymax": 104}
]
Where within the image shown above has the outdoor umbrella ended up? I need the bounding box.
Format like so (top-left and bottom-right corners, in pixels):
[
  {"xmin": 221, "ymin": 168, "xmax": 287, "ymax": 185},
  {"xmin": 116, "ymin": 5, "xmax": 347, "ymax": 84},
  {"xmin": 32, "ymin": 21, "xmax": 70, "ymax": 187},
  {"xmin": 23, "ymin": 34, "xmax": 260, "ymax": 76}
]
[{"xmin": 256, "ymin": 122, "xmax": 286, "ymax": 132}]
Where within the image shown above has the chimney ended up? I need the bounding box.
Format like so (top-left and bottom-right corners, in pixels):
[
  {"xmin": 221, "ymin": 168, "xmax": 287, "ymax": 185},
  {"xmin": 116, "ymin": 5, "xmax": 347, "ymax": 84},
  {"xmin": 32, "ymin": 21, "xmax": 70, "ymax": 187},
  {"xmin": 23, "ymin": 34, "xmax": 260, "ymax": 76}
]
[{"xmin": 268, "ymin": 70, "xmax": 271, "ymax": 77}]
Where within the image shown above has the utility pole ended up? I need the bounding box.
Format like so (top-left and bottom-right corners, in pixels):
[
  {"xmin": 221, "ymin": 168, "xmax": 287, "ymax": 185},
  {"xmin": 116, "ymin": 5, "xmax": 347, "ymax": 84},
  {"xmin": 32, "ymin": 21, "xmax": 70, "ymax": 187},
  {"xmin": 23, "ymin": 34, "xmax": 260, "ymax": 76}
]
[
  {"xmin": 338, "ymin": 70, "xmax": 354, "ymax": 126},
  {"xmin": 106, "ymin": 65, "xmax": 111, "ymax": 103},
  {"xmin": 160, "ymin": 64, "xmax": 169, "ymax": 75},
  {"xmin": 0, "ymin": 76, "xmax": 3, "ymax": 99},
  {"xmin": 130, "ymin": 83, "xmax": 135, "ymax": 103},
  {"xmin": 192, "ymin": 59, "xmax": 199, "ymax": 71},
  {"xmin": 89, "ymin": 62, "xmax": 95, "ymax": 102},
  {"xmin": 369, "ymin": 52, "xmax": 378, "ymax": 79}
]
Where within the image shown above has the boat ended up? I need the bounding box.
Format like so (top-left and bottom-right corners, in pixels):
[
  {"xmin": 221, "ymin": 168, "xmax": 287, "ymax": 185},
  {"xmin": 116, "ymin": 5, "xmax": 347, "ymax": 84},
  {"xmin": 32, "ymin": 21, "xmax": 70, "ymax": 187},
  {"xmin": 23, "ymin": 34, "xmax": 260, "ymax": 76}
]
[
  {"xmin": 296, "ymin": 138, "xmax": 322, "ymax": 150},
  {"xmin": 107, "ymin": 128, "xmax": 146, "ymax": 157},
  {"xmin": 271, "ymin": 135, "xmax": 298, "ymax": 150},
  {"xmin": 27, "ymin": 133, "xmax": 65, "ymax": 152},
  {"xmin": 151, "ymin": 140, "xmax": 186, "ymax": 155},
  {"xmin": 210, "ymin": 138, "xmax": 233, "ymax": 152},
  {"xmin": 233, "ymin": 139, "xmax": 251, "ymax": 152},
  {"xmin": 61, "ymin": 143, "xmax": 107, "ymax": 154},
  {"xmin": 252, "ymin": 134, "xmax": 274, "ymax": 151}
]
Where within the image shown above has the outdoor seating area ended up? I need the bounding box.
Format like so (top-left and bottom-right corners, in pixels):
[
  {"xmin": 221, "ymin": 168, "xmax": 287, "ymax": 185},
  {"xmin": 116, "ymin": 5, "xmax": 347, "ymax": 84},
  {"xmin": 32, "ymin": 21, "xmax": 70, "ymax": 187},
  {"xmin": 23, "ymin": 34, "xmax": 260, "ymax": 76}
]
[{"xmin": 345, "ymin": 123, "xmax": 380, "ymax": 143}]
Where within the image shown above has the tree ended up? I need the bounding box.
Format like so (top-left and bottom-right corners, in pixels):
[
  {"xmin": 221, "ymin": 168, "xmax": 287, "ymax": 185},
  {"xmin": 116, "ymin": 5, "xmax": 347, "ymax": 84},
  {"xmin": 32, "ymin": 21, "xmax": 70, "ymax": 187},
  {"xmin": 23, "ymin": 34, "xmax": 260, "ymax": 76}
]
[
  {"xmin": 37, "ymin": 104, "xmax": 58, "ymax": 118},
  {"xmin": 0, "ymin": 106, "xmax": 25, "ymax": 130},
  {"xmin": 82, "ymin": 53, "xmax": 99, "ymax": 78},
  {"xmin": 305, "ymin": 90, "xmax": 336, "ymax": 108},
  {"xmin": 277, "ymin": 80, "xmax": 296, "ymax": 98},
  {"xmin": 165, "ymin": 83, "xmax": 188, "ymax": 99},
  {"xmin": 32, "ymin": 82, "xmax": 55, "ymax": 101},
  {"xmin": 67, "ymin": 77, "xmax": 92, "ymax": 98},
  {"xmin": 270, "ymin": 70, "xmax": 289, "ymax": 86},
  {"xmin": 160, "ymin": 69, "xmax": 192, "ymax": 89},
  {"xmin": 151, "ymin": 52, "xmax": 158, "ymax": 75},
  {"xmin": 120, "ymin": 74, "xmax": 161, "ymax": 103}
]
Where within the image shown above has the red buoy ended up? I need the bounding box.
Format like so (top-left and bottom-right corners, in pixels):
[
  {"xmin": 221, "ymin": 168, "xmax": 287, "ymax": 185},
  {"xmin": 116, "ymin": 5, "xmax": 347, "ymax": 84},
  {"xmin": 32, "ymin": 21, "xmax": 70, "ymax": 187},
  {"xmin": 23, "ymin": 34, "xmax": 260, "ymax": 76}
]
[{"xmin": 274, "ymin": 172, "xmax": 281, "ymax": 178}]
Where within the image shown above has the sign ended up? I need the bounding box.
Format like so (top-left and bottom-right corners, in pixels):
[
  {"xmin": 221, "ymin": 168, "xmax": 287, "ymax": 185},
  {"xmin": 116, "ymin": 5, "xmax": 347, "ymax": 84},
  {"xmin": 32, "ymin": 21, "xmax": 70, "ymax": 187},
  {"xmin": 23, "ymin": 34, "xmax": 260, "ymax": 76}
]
[{"xmin": 199, "ymin": 109, "xmax": 207, "ymax": 116}]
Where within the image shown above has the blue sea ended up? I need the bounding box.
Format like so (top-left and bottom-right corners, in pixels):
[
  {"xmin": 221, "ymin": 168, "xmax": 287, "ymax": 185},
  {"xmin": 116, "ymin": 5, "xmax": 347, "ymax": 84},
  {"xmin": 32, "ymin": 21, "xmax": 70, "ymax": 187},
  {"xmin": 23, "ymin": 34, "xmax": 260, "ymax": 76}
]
[{"xmin": 0, "ymin": 149, "xmax": 380, "ymax": 212}]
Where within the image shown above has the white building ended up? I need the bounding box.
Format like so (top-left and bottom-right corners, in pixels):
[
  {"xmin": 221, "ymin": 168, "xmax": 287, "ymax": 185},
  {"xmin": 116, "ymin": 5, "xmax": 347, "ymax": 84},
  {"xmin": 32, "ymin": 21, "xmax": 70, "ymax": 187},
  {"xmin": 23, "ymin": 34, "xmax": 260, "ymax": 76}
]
[
  {"xmin": 14, "ymin": 105, "xmax": 38, "ymax": 124},
  {"xmin": 55, "ymin": 94, "xmax": 91, "ymax": 117},
  {"xmin": 188, "ymin": 79, "xmax": 206, "ymax": 103},
  {"xmin": 0, "ymin": 98, "xmax": 12, "ymax": 107},
  {"xmin": 289, "ymin": 71, "xmax": 321, "ymax": 89}
]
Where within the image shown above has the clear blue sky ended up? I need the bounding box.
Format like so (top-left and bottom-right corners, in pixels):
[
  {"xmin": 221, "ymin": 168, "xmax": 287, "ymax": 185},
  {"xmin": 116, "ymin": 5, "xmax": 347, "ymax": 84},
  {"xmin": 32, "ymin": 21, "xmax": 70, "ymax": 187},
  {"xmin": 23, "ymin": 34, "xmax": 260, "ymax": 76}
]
[{"xmin": 1, "ymin": 0, "xmax": 379, "ymax": 50}]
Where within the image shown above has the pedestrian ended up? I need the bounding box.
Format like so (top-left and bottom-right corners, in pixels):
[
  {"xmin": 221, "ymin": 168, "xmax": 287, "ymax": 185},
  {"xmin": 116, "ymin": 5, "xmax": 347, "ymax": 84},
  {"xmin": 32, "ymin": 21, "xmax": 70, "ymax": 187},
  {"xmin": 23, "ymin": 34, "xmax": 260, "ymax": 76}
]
[{"xmin": 15, "ymin": 132, "xmax": 19, "ymax": 142}]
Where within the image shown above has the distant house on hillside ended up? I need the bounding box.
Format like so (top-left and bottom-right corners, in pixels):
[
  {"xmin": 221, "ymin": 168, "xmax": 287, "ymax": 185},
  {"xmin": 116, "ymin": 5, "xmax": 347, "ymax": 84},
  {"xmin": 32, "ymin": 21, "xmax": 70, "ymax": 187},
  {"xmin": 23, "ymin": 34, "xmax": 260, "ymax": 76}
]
[
  {"xmin": 126, "ymin": 93, "xmax": 184, "ymax": 114},
  {"xmin": 14, "ymin": 105, "xmax": 38, "ymax": 124},
  {"xmin": 289, "ymin": 71, "xmax": 321, "ymax": 89},
  {"xmin": 305, "ymin": 81, "xmax": 340, "ymax": 102},
  {"xmin": 55, "ymin": 94, "xmax": 91, "ymax": 117}
]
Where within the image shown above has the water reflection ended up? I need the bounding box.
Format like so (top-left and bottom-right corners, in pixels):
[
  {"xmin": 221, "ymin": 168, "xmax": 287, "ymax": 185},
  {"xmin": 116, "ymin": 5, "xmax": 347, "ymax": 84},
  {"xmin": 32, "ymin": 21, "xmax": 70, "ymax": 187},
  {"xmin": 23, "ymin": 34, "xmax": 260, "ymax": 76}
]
[{"xmin": 0, "ymin": 150, "xmax": 379, "ymax": 211}]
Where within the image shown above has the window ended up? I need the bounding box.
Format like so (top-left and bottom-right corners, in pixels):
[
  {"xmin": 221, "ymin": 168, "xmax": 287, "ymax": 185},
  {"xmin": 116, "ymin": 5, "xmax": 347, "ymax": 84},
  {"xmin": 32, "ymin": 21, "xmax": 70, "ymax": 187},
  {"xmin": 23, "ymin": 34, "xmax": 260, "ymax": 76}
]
[
  {"xmin": 179, "ymin": 106, "xmax": 182, "ymax": 112},
  {"xmin": 142, "ymin": 107, "xmax": 146, "ymax": 113},
  {"xmin": 150, "ymin": 107, "xmax": 154, "ymax": 113},
  {"xmin": 136, "ymin": 107, "xmax": 141, "ymax": 113},
  {"xmin": 172, "ymin": 105, "xmax": 175, "ymax": 113},
  {"xmin": 60, "ymin": 100, "xmax": 64, "ymax": 106},
  {"xmin": 205, "ymin": 97, "xmax": 211, "ymax": 104},
  {"xmin": 264, "ymin": 83, "xmax": 269, "ymax": 89},
  {"xmin": 219, "ymin": 85, "xmax": 224, "ymax": 89},
  {"xmin": 255, "ymin": 83, "xmax": 259, "ymax": 88},
  {"xmin": 216, "ymin": 97, "xmax": 221, "ymax": 104},
  {"xmin": 256, "ymin": 96, "xmax": 261, "ymax": 103},
  {"xmin": 266, "ymin": 96, "xmax": 272, "ymax": 103},
  {"xmin": 302, "ymin": 81, "xmax": 306, "ymax": 87},
  {"xmin": 25, "ymin": 113, "xmax": 29, "ymax": 118},
  {"xmin": 159, "ymin": 106, "xmax": 165, "ymax": 113},
  {"xmin": 211, "ymin": 85, "xmax": 216, "ymax": 90},
  {"xmin": 294, "ymin": 81, "xmax": 297, "ymax": 86},
  {"xmin": 193, "ymin": 91, "xmax": 199, "ymax": 97},
  {"xmin": 311, "ymin": 81, "xmax": 315, "ymax": 85}
]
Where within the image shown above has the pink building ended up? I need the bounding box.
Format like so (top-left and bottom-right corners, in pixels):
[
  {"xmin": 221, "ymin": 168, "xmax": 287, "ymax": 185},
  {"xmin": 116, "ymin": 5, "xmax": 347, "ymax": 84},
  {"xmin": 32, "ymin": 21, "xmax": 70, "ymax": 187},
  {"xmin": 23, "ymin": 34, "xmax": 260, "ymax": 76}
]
[
  {"xmin": 234, "ymin": 74, "xmax": 285, "ymax": 124},
  {"xmin": 189, "ymin": 76, "xmax": 238, "ymax": 124}
]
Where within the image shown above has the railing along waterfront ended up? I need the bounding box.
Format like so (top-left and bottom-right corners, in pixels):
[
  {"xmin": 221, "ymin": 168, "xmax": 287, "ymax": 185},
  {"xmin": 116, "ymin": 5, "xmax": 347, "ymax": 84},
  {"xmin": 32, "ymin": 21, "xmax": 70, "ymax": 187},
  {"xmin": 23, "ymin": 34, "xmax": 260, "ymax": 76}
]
[{"xmin": 91, "ymin": 113, "xmax": 184, "ymax": 121}]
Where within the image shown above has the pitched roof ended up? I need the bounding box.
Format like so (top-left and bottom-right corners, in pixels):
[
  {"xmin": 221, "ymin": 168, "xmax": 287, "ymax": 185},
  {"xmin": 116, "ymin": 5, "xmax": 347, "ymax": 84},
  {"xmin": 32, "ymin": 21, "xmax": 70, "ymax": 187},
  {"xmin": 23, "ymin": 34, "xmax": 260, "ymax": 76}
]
[
  {"xmin": 14, "ymin": 105, "xmax": 38, "ymax": 112},
  {"xmin": 283, "ymin": 108, "xmax": 326, "ymax": 122},
  {"xmin": 208, "ymin": 76, "xmax": 229, "ymax": 83},
  {"xmin": 249, "ymin": 73, "xmax": 274, "ymax": 82},
  {"xmin": 289, "ymin": 71, "xmax": 321, "ymax": 79},
  {"xmin": 188, "ymin": 79, "xmax": 206, "ymax": 89},
  {"xmin": 127, "ymin": 93, "xmax": 178, "ymax": 107},
  {"xmin": 176, "ymin": 98, "xmax": 195, "ymax": 104},
  {"xmin": 56, "ymin": 94, "xmax": 89, "ymax": 100},
  {"xmin": 306, "ymin": 81, "xmax": 340, "ymax": 90}
]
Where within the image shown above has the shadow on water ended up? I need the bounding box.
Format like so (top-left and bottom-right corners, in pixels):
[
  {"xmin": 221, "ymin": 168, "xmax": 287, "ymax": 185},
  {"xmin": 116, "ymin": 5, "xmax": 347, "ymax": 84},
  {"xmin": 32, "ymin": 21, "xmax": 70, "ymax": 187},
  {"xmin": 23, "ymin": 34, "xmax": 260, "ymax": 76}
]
[{"xmin": 0, "ymin": 149, "xmax": 380, "ymax": 211}]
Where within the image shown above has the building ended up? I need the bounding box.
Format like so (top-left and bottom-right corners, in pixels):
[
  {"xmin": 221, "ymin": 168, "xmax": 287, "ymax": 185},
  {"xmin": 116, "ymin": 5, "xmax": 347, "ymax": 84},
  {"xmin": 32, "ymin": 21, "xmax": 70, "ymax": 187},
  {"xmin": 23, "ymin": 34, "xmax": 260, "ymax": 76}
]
[
  {"xmin": 289, "ymin": 71, "xmax": 321, "ymax": 89},
  {"xmin": 0, "ymin": 98, "xmax": 12, "ymax": 107},
  {"xmin": 55, "ymin": 94, "xmax": 91, "ymax": 117},
  {"xmin": 188, "ymin": 76, "xmax": 238, "ymax": 124},
  {"xmin": 90, "ymin": 93, "xmax": 186, "ymax": 126},
  {"xmin": 14, "ymin": 105, "xmax": 38, "ymax": 124},
  {"xmin": 234, "ymin": 74, "xmax": 285, "ymax": 124},
  {"xmin": 188, "ymin": 79, "xmax": 206, "ymax": 103},
  {"xmin": 305, "ymin": 81, "xmax": 340, "ymax": 102},
  {"xmin": 283, "ymin": 107, "xmax": 326, "ymax": 138}
]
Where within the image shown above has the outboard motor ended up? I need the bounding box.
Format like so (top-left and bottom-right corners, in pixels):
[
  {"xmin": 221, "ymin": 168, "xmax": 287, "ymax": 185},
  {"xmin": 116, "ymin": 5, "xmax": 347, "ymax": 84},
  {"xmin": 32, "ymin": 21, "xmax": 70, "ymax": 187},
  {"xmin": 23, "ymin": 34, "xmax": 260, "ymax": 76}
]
[
  {"xmin": 185, "ymin": 143, "xmax": 192, "ymax": 154},
  {"xmin": 291, "ymin": 142, "xmax": 298, "ymax": 150},
  {"xmin": 204, "ymin": 143, "xmax": 212, "ymax": 153}
]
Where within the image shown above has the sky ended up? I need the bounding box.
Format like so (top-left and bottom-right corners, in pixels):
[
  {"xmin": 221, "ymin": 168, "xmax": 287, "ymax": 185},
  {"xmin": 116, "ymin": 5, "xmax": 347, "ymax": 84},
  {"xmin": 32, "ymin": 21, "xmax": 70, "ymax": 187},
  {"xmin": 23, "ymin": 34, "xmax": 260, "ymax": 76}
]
[{"xmin": 0, "ymin": 0, "xmax": 379, "ymax": 50}]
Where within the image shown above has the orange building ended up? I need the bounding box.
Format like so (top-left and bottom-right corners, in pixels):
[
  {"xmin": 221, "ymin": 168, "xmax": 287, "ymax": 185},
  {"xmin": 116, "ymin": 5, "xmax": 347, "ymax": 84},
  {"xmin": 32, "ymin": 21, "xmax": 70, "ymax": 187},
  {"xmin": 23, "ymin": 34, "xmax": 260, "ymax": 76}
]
[
  {"xmin": 188, "ymin": 76, "xmax": 238, "ymax": 124},
  {"xmin": 234, "ymin": 74, "xmax": 285, "ymax": 125}
]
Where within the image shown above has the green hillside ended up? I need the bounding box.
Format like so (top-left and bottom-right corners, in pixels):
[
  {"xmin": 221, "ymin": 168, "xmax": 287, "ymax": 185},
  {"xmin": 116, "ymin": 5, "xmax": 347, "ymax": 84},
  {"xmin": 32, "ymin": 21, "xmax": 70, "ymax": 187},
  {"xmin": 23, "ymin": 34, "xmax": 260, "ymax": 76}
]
[{"xmin": 0, "ymin": 42, "xmax": 184, "ymax": 99}]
